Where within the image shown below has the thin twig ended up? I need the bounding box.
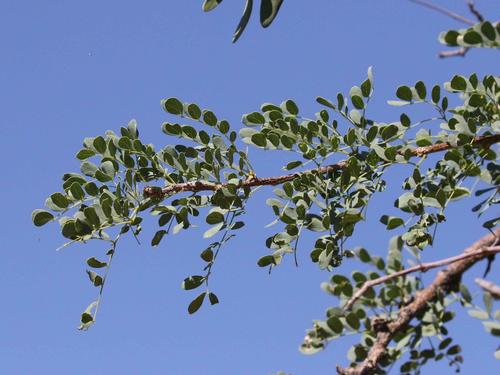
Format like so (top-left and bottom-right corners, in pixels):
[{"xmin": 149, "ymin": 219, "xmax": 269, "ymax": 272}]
[
  {"xmin": 475, "ymin": 278, "xmax": 500, "ymax": 299},
  {"xmin": 409, "ymin": 0, "xmax": 475, "ymax": 25},
  {"xmin": 439, "ymin": 47, "xmax": 470, "ymax": 59},
  {"xmin": 143, "ymin": 134, "xmax": 500, "ymax": 199},
  {"xmin": 343, "ymin": 245, "xmax": 500, "ymax": 312},
  {"xmin": 336, "ymin": 228, "xmax": 500, "ymax": 375},
  {"xmin": 467, "ymin": 1, "xmax": 484, "ymax": 22}
]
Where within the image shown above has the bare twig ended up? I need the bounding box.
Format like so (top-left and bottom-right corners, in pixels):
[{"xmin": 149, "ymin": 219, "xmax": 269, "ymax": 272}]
[
  {"xmin": 467, "ymin": 1, "xmax": 485, "ymax": 22},
  {"xmin": 343, "ymin": 246, "xmax": 500, "ymax": 312},
  {"xmin": 475, "ymin": 278, "xmax": 500, "ymax": 299},
  {"xmin": 439, "ymin": 47, "xmax": 470, "ymax": 58},
  {"xmin": 144, "ymin": 134, "xmax": 500, "ymax": 199},
  {"xmin": 409, "ymin": 0, "xmax": 475, "ymax": 25},
  {"xmin": 336, "ymin": 228, "xmax": 500, "ymax": 375}
]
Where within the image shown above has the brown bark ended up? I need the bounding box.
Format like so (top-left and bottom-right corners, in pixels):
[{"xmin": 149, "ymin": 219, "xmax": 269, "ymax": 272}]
[
  {"xmin": 336, "ymin": 228, "xmax": 500, "ymax": 375},
  {"xmin": 475, "ymin": 278, "xmax": 500, "ymax": 299},
  {"xmin": 144, "ymin": 134, "xmax": 500, "ymax": 199}
]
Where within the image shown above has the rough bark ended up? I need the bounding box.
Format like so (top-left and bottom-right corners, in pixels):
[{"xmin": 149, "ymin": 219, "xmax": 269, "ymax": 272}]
[
  {"xmin": 336, "ymin": 228, "xmax": 499, "ymax": 375},
  {"xmin": 144, "ymin": 134, "xmax": 500, "ymax": 199}
]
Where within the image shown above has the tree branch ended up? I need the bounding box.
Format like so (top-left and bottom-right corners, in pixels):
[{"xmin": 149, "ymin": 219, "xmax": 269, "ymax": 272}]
[
  {"xmin": 475, "ymin": 278, "xmax": 500, "ymax": 299},
  {"xmin": 408, "ymin": 0, "xmax": 475, "ymax": 26},
  {"xmin": 336, "ymin": 228, "xmax": 500, "ymax": 375},
  {"xmin": 439, "ymin": 47, "xmax": 470, "ymax": 59},
  {"xmin": 343, "ymin": 245, "xmax": 500, "ymax": 312},
  {"xmin": 143, "ymin": 134, "xmax": 500, "ymax": 199},
  {"xmin": 467, "ymin": 1, "xmax": 484, "ymax": 22}
]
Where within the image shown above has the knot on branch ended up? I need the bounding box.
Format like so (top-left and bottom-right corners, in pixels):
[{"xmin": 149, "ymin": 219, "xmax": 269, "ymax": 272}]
[
  {"xmin": 371, "ymin": 317, "xmax": 390, "ymax": 333},
  {"xmin": 143, "ymin": 186, "xmax": 164, "ymax": 199}
]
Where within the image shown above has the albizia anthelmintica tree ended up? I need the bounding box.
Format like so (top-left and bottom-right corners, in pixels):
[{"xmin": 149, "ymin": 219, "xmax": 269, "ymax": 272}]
[{"xmin": 33, "ymin": 1, "xmax": 500, "ymax": 374}]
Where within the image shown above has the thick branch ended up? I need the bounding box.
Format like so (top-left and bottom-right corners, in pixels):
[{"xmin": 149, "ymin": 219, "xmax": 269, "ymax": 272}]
[
  {"xmin": 475, "ymin": 278, "xmax": 500, "ymax": 299},
  {"xmin": 408, "ymin": 0, "xmax": 475, "ymax": 25},
  {"xmin": 343, "ymin": 245, "xmax": 500, "ymax": 312},
  {"xmin": 143, "ymin": 134, "xmax": 500, "ymax": 199},
  {"xmin": 336, "ymin": 228, "xmax": 500, "ymax": 375}
]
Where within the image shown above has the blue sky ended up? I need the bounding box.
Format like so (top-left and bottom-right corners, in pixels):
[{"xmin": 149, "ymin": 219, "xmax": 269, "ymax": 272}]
[{"xmin": 1, "ymin": 1, "xmax": 499, "ymax": 374}]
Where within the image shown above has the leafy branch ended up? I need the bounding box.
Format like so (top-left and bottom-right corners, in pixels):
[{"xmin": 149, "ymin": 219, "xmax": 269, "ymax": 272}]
[{"xmin": 144, "ymin": 134, "xmax": 500, "ymax": 199}]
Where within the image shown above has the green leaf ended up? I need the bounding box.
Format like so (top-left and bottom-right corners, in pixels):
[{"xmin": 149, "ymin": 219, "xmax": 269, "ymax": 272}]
[
  {"xmin": 396, "ymin": 86, "xmax": 413, "ymax": 101},
  {"xmin": 206, "ymin": 212, "xmax": 225, "ymax": 224},
  {"xmin": 78, "ymin": 301, "xmax": 97, "ymax": 330},
  {"xmin": 242, "ymin": 112, "xmax": 265, "ymax": 125},
  {"xmin": 358, "ymin": 248, "xmax": 371, "ymax": 263},
  {"xmin": 463, "ymin": 30, "xmax": 483, "ymax": 44},
  {"xmin": 351, "ymin": 95, "xmax": 364, "ymax": 109},
  {"xmin": 101, "ymin": 160, "xmax": 116, "ymax": 177},
  {"xmin": 381, "ymin": 124, "xmax": 398, "ymax": 140},
  {"xmin": 450, "ymin": 75, "xmax": 467, "ymax": 91},
  {"xmin": 208, "ymin": 292, "xmax": 219, "ymax": 305},
  {"xmin": 360, "ymin": 79, "xmax": 372, "ymax": 98},
  {"xmin": 86, "ymin": 257, "xmax": 107, "ymax": 269},
  {"xmin": 446, "ymin": 345, "xmax": 461, "ymax": 355},
  {"xmin": 70, "ymin": 182, "xmax": 85, "ymax": 200},
  {"xmin": 387, "ymin": 100, "xmax": 410, "ymax": 106},
  {"xmin": 483, "ymin": 321, "xmax": 500, "ymax": 336},
  {"xmin": 345, "ymin": 312, "xmax": 360, "ymax": 330},
  {"xmin": 187, "ymin": 103, "xmax": 202, "ymax": 119},
  {"xmin": 450, "ymin": 187, "xmax": 470, "ymax": 200},
  {"xmin": 283, "ymin": 99, "xmax": 299, "ymax": 115},
  {"xmin": 203, "ymin": 222, "xmax": 224, "ymax": 238},
  {"xmin": 188, "ymin": 292, "xmax": 206, "ymax": 314},
  {"xmin": 251, "ymin": 133, "xmax": 267, "ymax": 147},
  {"xmin": 94, "ymin": 170, "xmax": 113, "ymax": 183},
  {"xmin": 84, "ymin": 207, "xmax": 100, "ymax": 228},
  {"xmin": 316, "ymin": 97, "xmax": 336, "ymax": 110},
  {"xmin": 257, "ymin": 255, "xmax": 275, "ymax": 267},
  {"xmin": 416, "ymin": 128, "xmax": 432, "ymax": 147},
  {"xmin": 202, "ymin": 0, "xmax": 223, "ymax": 12},
  {"xmin": 127, "ymin": 119, "xmax": 138, "ymax": 139},
  {"xmin": 182, "ymin": 276, "xmax": 205, "ymax": 290},
  {"xmin": 481, "ymin": 21, "xmax": 496, "ymax": 40},
  {"xmin": 327, "ymin": 317, "xmax": 343, "ymax": 334},
  {"xmin": 32, "ymin": 209, "xmax": 54, "ymax": 227},
  {"xmin": 203, "ymin": 110, "xmax": 218, "ymax": 126},
  {"xmin": 438, "ymin": 338, "xmax": 452, "ymax": 350},
  {"xmin": 76, "ymin": 149, "xmax": 96, "ymax": 160},
  {"xmin": 431, "ymin": 85, "xmax": 441, "ymax": 103},
  {"xmin": 84, "ymin": 182, "xmax": 99, "ymax": 196},
  {"xmin": 380, "ymin": 215, "xmax": 404, "ymax": 230},
  {"xmin": 260, "ymin": 0, "xmax": 284, "ymax": 28},
  {"xmin": 50, "ymin": 193, "xmax": 69, "ymax": 209},
  {"xmin": 86, "ymin": 270, "xmax": 103, "ymax": 287},
  {"xmin": 93, "ymin": 136, "xmax": 106, "ymax": 154},
  {"xmin": 81, "ymin": 161, "xmax": 98, "ymax": 177},
  {"xmin": 284, "ymin": 161, "xmax": 303, "ymax": 170},
  {"xmin": 61, "ymin": 220, "xmax": 78, "ymax": 239},
  {"xmin": 468, "ymin": 309, "xmax": 489, "ymax": 320},
  {"xmin": 151, "ymin": 230, "xmax": 167, "ymax": 246},
  {"xmin": 415, "ymin": 81, "xmax": 426, "ymax": 99},
  {"xmin": 460, "ymin": 284, "xmax": 472, "ymax": 303},
  {"xmin": 483, "ymin": 217, "xmax": 499, "ymax": 229},
  {"xmin": 232, "ymin": 0, "xmax": 253, "ymax": 43},
  {"xmin": 163, "ymin": 98, "xmax": 184, "ymax": 115},
  {"xmin": 200, "ymin": 248, "xmax": 214, "ymax": 262},
  {"xmin": 182, "ymin": 126, "xmax": 197, "ymax": 139}
]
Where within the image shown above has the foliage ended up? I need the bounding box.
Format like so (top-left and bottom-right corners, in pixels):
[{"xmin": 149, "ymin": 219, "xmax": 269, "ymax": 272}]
[
  {"xmin": 32, "ymin": 2, "xmax": 500, "ymax": 373},
  {"xmin": 440, "ymin": 21, "xmax": 500, "ymax": 49},
  {"xmin": 202, "ymin": 0, "xmax": 284, "ymax": 42}
]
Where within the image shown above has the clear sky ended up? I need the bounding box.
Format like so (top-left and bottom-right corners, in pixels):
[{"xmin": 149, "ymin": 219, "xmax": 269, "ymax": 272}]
[{"xmin": 1, "ymin": 1, "xmax": 499, "ymax": 374}]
